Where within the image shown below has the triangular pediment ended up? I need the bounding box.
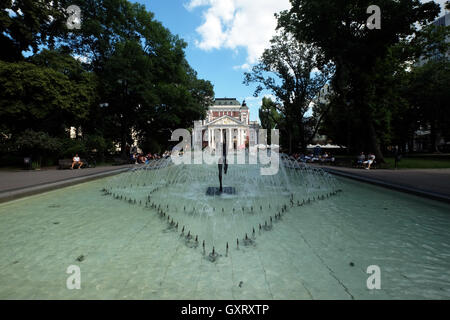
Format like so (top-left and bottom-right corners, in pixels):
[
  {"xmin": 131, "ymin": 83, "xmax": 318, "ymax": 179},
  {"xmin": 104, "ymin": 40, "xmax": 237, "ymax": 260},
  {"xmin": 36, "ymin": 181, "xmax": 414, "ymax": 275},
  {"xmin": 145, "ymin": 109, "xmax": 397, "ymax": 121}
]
[{"xmin": 208, "ymin": 115, "xmax": 244, "ymax": 126}]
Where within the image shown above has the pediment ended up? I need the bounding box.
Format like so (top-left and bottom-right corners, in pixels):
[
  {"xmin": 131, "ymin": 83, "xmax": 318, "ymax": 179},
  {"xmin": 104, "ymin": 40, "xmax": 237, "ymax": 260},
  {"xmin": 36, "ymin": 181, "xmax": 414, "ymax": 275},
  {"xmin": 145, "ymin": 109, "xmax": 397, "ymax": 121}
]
[{"xmin": 208, "ymin": 115, "xmax": 243, "ymax": 126}]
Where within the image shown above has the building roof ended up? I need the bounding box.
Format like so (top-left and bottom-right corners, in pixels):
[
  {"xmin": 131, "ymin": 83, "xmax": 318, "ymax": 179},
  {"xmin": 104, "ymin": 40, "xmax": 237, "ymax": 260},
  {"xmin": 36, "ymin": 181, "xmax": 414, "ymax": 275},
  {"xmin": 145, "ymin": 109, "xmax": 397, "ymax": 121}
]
[{"xmin": 213, "ymin": 98, "xmax": 242, "ymax": 106}]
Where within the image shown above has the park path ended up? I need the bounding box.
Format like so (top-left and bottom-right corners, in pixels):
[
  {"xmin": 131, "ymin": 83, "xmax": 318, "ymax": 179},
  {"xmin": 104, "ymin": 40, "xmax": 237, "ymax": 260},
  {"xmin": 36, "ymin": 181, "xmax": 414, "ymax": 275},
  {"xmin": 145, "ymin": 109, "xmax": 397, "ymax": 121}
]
[
  {"xmin": 316, "ymin": 165, "xmax": 450, "ymax": 203},
  {"xmin": 0, "ymin": 165, "xmax": 135, "ymax": 202},
  {"xmin": 1, "ymin": 164, "xmax": 450, "ymax": 203}
]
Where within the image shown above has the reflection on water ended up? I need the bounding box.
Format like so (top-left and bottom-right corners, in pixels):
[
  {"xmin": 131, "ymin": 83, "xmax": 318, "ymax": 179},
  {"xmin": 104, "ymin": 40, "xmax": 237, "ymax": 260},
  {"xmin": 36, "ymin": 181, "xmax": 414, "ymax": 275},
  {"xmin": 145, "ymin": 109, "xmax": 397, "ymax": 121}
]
[{"xmin": 0, "ymin": 156, "xmax": 449, "ymax": 299}]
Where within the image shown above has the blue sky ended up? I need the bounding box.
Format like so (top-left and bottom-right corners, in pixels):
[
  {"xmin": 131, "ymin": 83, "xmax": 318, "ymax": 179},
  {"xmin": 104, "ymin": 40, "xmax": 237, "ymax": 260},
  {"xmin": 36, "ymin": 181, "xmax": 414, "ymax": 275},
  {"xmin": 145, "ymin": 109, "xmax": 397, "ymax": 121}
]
[
  {"xmin": 13, "ymin": 0, "xmax": 448, "ymax": 122},
  {"xmin": 135, "ymin": 0, "xmax": 448, "ymax": 123},
  {"xmin": 136, "ymin": 0, "xmax": 292, "ymax": 122}
]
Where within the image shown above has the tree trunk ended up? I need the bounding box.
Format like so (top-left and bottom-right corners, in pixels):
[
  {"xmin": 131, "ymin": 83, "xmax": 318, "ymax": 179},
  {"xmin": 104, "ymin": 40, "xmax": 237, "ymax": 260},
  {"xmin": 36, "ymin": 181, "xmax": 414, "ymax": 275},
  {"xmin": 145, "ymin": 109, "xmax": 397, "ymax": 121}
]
[
  {"xmin": 299, "ymin": 120, "xmax": 306, "ymax": 153},
  {"xmin": 430, "ymin": 120, "xmax": 441, "ymax": 153},
  {"xmin": 121, "ymin": 119, "xmax": 127, "ymax": 158},
  {"xmin": 288, "ymin": 132, "xmax": 293, "ymax": 154},
  {"xmin": 367, "ymin": 120, "xmax": 385, "ymax": 163}
]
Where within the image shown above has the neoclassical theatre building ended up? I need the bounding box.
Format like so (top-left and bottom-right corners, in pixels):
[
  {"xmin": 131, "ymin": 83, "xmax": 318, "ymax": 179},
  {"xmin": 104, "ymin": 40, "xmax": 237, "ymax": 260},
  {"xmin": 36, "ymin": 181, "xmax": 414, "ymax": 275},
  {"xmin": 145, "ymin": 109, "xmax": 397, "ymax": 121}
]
[{"xmin": 193, "ymin": 98, "xmax": 260, "ymax": 150}]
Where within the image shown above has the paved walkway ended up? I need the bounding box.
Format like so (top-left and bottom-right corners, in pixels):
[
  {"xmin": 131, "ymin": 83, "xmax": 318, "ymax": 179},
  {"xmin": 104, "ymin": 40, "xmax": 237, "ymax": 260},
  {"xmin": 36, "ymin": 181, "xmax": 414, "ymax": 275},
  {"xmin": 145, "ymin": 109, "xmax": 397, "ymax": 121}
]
[
  {"xmin": 2, "ymin": 164, "xmax": 450, "ymax": 204},
  {"xmin": 316, "ymin": 165, "xmax": 450, "ymax": 203},
  {"xmin": 0, "ymin": 165, "xmax": 134, "ymax": 203}
]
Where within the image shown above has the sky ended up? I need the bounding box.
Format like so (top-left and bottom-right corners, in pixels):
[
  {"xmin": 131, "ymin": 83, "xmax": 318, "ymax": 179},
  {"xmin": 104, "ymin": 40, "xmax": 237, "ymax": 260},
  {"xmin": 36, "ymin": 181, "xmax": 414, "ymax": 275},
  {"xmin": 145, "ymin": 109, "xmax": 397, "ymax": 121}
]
[
  {"xmin": 135, "ymin": 0, "xmax": 447, "ymax": 122},
  {"xmin": 137, "ymin": 0, "xmax": 291, "ymax": 122}
]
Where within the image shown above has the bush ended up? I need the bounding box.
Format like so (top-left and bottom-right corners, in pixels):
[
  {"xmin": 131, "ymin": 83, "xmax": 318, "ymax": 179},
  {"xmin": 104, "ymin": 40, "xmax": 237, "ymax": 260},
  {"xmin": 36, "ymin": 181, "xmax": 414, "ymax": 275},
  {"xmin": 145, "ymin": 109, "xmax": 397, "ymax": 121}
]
[
  {"xmin": 58, "ymin": 137, "xmax": 86, "ymax": 158},
  {"xmin": 84, "ymin": 135, "xmax": 107, "ymax": 153},
  {"xmin": 10, "ymin": 130, "xmax": 116, "ymax": 167},
  {"xmin": 15, "ymin": 129, "xmax": 62, "ymax": 166},
  {"xmin": 58, "ymin": 135, "xmax": 115, "ymax": 162}
]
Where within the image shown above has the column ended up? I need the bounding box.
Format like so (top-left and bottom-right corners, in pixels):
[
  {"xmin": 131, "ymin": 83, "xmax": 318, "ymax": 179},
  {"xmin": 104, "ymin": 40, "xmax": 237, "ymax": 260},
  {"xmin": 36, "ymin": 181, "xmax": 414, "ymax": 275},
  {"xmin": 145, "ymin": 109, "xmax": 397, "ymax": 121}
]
[
  {"xmin": 211, "ymin": 129, "xmax": 214, "ymax": 147},
  {"xmin": 238, "ymin": 129, "xmax": 241, "ymax": 148}
]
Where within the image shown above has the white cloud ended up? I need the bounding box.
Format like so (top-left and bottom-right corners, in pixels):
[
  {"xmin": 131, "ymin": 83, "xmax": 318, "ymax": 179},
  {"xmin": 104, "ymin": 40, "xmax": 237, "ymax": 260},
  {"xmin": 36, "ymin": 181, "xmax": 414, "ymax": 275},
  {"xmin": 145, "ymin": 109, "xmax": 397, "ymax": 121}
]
[
  {"xmin": 73, "ymin": 54, "xmax": 91, "ymax": 64},
  {"xmin": 187, "ymin": 0, "xmax": 448, "ymax": 69},
  {"xmin": 186, "ymin": 0, "xmax": 291, "ymax": 65},
  {"xmin": 232, "ymin": 63, "xmax": 250, "ymax": 71},
  {"xmin": 184, "ymin": 0, "xmax": 211, "ymax": 11}
]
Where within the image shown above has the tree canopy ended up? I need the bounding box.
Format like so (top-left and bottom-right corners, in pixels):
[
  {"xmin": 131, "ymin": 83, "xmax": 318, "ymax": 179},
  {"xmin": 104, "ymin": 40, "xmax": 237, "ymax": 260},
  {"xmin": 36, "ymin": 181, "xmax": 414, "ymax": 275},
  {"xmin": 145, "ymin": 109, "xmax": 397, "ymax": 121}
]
[
  {"xmin": 244, "ymin": 29, "xmax": 332, "ymax": 153},
  {"xmin": 276, "ymin": 0, "xmax": 442, "ymax": 160},
  {"xmin": 0, "ymin": 0, "xmax": 214, "ymax": 165}
]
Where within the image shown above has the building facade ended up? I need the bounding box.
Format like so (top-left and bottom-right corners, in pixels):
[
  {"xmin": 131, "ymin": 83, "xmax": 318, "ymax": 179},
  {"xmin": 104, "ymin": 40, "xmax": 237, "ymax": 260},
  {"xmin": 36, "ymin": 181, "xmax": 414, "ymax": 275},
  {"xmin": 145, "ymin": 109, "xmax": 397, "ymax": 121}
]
[{"xmin": 193, "ymin": 98, "xmax": 259, "ymax": 150}]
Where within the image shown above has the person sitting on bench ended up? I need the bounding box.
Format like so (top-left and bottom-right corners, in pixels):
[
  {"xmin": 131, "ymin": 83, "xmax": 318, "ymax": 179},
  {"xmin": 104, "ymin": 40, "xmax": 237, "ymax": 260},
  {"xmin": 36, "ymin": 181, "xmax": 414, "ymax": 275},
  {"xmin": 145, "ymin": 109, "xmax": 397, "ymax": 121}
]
[
  {"xmin": 71, "ymin": 154, "xmax": 83, "ymax": 169},
  {"xmin": 357, "ymin": 152, "xmax": 365, "ymax": 167},
  {"xmin": 363, "ymin": 153, "xmax": 375, "ymax": 170}
]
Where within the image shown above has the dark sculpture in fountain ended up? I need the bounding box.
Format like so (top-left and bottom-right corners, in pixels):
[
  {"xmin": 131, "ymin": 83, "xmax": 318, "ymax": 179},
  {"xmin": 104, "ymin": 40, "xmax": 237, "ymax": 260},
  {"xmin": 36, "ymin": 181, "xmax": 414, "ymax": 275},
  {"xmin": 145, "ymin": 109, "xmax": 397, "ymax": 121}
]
[
  {"xmin": 206, "ymin": 129, "xmax": 235, "ymax": 196},
  {"xmin": 218, "ymin": 130, "xmax": 228, "ymax": 193}
]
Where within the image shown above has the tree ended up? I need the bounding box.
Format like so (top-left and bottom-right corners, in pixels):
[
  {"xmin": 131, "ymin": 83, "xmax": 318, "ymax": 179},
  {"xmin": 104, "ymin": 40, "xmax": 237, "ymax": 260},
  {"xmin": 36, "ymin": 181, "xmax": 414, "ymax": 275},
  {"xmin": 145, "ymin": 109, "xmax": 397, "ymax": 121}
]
[
  {"xmin": 99, "ymin": 38, "xmax": 213, "ymax": 156},
  {"xmin": 259, "ymin": 97, "xmax": 282, "ymax": 146},
  {"xmin": 61, "ymin": 0, "xmax": 214, "ymax": 155},
  {"xmin": 0, "ymin": 0, "xmax": 214, "ymax": 165},
  {"xmin": 0, "ymin": 0, "xmax": 68, "ymax": 62},
  {"xmin": 405, "ymin": 59, "xmax": 450, "ymax": 152},
  {"xmin": 278, "ymin": 0, "xmax": 440, "ymax": 161},
  {"xmin": 15, "ymin": 129, "xmax": 62, "ymax": 166},
  {"xmin": 61, "ymin": 0, "xmax": 168, "ymax": 72},
  {"xmin": 259, "ymin": 97, "xmax": 281, "ymax": 130},
  {"xmin": 390, "ymin": 23, "xmax": 450, "ymax": 153},
  {"xmin": 244, "ymin": 30, "xmax": 332, "ymax": 153},
  {"xmin": 0, "ymin": 56, "xmax": 96, "ymax": 136}
]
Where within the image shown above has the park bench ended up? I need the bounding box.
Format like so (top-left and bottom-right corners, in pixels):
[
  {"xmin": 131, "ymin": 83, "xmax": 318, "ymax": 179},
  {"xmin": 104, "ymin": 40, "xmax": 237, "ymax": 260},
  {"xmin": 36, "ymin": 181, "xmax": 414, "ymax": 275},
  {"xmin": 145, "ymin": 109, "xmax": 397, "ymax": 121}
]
[
  {"xmin": 352, "ymin": 159, "xmax": 378, "ymax": 169},
  {"xmin": 58, "ymin": 158, "xmax": 88, "ymax": 169}
]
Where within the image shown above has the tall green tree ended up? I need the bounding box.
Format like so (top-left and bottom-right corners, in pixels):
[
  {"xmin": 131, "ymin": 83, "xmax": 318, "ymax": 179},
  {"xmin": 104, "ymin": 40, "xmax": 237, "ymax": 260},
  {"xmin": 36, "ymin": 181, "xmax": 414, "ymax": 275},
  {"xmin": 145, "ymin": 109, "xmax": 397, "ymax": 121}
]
[
  {"xmin": 0, "ymin": 0, "xmax": 68, "ymax": 62},
  {"xmin": 259, "ymin": 97, "xmax": 282, "ymax": 146},
  {"xmin": 62, "ymin": 0, "xmax": 214, "ymax": 155},
  {"xmin": 244, "ymin": 30, "xmax": 332, "ymax": 153},
  {"xmin": 0, "ymin": 54, "xmax": 96, "ymax": 136},
  {"xmin": 259, "ymin": 97, "xmax": 281, "ymax": 130},
  {"xmin": 278, "ymin": 0, "xmax": 440, "ymax": 161},
  {"xmin": 0, "ymin": 0, "xmax": 214, "ymax": 163},
  {"xmin": 405, "ymin": 59, "xmax": 450, "ymax": 152}
]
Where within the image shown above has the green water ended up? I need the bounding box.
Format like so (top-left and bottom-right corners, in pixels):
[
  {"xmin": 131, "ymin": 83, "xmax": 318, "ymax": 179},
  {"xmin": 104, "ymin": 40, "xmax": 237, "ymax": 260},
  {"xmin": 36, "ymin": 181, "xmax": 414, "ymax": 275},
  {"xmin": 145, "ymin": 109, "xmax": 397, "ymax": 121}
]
[{"xmin": 0, "ymin": 171, "xmax": 449, "ymax": 299}]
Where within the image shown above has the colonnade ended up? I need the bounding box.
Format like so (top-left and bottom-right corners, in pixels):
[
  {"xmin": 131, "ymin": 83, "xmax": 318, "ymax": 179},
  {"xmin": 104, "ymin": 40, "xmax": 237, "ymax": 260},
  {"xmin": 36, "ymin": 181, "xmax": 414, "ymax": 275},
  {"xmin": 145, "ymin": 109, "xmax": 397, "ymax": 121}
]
[{"xmin": 208, "ymin": 128, "xmax": 246, "ymax": 150}]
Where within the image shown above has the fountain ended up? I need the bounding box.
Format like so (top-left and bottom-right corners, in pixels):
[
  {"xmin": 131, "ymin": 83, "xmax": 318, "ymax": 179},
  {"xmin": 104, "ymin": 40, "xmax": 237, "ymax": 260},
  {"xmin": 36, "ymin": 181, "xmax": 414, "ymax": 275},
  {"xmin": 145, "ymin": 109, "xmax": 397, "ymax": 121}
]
[
  {"xmin": 103, "ymin": 152, "xmax": 342, "ymax": 262},
  {"xmin": 3, "ymin": 148, "xmax": 450, "ymax": 299},
  {"xmin": 206, "ymin": 130, "xmax": 235, "ymax": 196}
]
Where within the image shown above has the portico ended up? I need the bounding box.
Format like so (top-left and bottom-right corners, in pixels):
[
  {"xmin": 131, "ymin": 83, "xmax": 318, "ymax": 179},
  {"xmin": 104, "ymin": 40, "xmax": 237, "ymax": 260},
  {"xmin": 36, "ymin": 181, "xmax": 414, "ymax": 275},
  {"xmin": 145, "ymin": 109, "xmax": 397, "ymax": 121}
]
[
  {"xmin": 207, "ymin": 118, "xmax": 248, "ymax": 150},
  {"xmin": 194, "ymin": 98, "xmax": 254, "ymax": 151}
]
